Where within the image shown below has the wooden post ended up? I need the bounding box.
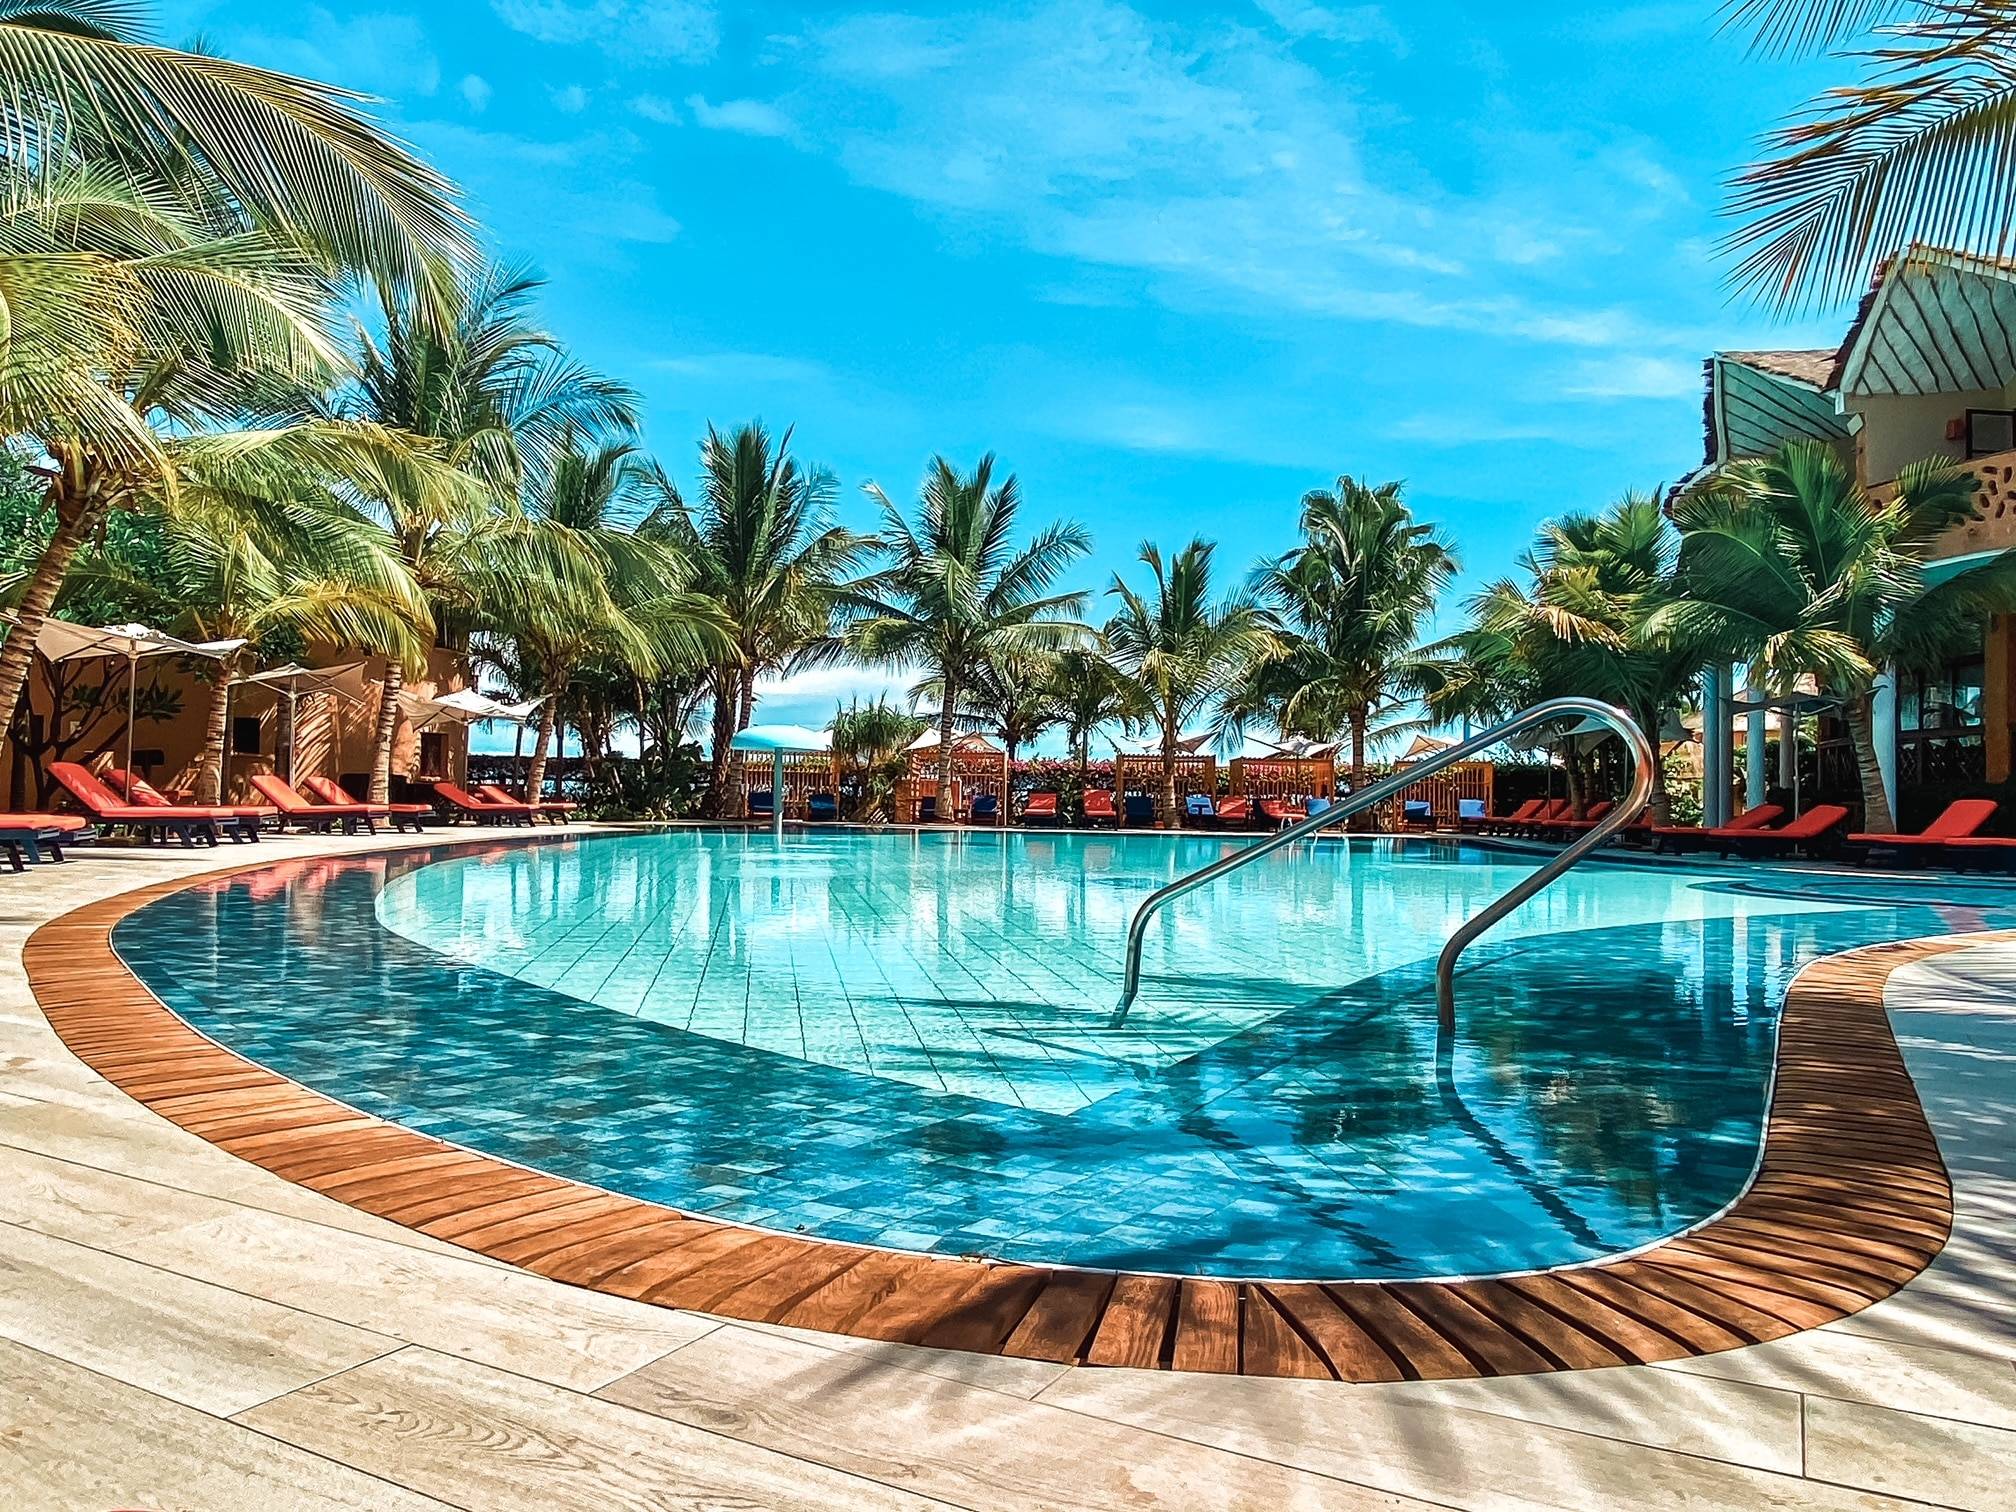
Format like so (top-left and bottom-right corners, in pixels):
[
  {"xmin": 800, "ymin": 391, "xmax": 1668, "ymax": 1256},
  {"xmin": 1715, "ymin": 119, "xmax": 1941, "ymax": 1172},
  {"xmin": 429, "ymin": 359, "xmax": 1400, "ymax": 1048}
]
[{"xmin": 1987, "ymin": 614, "xmax": 2015, "ymax": 784}]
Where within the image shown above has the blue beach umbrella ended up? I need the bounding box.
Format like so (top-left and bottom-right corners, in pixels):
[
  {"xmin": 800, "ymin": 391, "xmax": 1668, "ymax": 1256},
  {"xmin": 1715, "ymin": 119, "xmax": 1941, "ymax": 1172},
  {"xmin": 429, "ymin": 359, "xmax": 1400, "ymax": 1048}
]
[{"xmin": 731, "ymin": 724, "xmax": 833, "ymax": 839}]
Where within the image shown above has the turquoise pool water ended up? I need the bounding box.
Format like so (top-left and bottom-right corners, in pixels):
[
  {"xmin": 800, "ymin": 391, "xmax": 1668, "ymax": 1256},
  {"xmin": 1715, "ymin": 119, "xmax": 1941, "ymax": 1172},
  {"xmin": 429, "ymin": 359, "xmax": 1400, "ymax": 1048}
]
[{"xmin": 113, "ymin": 830, "xmax": 2015, "ymax": 1279}]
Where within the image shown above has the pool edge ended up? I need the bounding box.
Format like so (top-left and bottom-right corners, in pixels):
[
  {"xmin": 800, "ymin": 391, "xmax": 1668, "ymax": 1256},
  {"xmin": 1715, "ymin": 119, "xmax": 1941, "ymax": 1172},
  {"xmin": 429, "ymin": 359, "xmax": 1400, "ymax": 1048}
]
[{"xmin": 25, "ymin": 849, "xmax": 1962, "ymax": 1383}]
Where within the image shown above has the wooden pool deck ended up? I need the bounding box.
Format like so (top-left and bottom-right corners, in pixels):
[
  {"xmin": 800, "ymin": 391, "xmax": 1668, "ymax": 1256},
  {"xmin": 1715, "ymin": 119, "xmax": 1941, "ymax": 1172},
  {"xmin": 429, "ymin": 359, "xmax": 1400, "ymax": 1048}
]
[{"xmin": 22, "ymin": 850, "xmax": 1956, "ymax": 1385}]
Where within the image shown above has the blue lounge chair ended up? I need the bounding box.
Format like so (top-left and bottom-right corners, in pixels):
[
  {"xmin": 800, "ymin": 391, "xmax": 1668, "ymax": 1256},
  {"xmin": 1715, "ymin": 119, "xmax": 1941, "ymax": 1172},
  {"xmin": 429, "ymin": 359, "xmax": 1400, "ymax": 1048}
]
[
  {"xmin": 918, "ymin": 796, "xmax": 938, "ymax": 823},
  {"xmin": 1306, "ymin": 796, "xmax": 1333, "ymax": 820},
  {"xmin": 748, "ymin": 789, "xmax": 775, "ymax": 819},
  {"xmin": 807, "ymin": 791, "xmax": 839, "ymax": 822},
  {"xmin": 969, "ymin": 793, "xmax": 1000, "ymax": 823},
  {"xmin": 1458, "ymin": 797, "xmax": 1486, "ymax": 831},
  {"xmin": 1185, "ymin": 793, "xmax": 1216, "ymax": 823},
  {"xmin": 1124, "ymin": 793, "xmax": 1156, "ymax": 827},
  {"xmin": 1403, "ymin": 799, "xmax": 1432, "ymax": 828}
]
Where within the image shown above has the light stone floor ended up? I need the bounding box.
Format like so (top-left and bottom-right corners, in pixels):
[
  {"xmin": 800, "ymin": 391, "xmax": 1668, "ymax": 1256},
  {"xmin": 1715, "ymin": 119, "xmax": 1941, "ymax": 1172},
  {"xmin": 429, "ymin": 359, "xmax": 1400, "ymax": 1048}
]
[{"xmin": 3, "ymin": 827, "xmax": 2015, "ymax": 1510}]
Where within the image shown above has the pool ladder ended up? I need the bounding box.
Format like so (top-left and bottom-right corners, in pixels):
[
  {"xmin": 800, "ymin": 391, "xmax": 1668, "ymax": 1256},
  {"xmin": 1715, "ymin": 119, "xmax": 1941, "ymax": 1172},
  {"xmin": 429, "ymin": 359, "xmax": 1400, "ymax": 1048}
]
[{"xmin": 1111, "ymin": 697, "xmax": 1656, "ymax": 1033}]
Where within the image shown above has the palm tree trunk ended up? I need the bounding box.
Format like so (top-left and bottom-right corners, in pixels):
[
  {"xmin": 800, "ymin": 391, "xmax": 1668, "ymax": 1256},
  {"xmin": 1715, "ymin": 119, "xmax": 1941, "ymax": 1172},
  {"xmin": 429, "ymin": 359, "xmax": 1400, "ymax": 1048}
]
[
  {"xmin": 526, "ymin": 677, "xmax": 566, "ymax": 801},
  {"xmin": 1638, "ymin": 701, "xmax": 1671, "ymax": 825},
  {"xmin": 704, "ymin": 665, "xmax": 736, "ymax": 817},
  {"xmin": 1842, "ymin": 692, "xmax": 1895, "ymax": 834},
  {"xmin": 1348, "ymin": 710, "xmax": 1368, "ymax": 832},
  {"xmin": 369, "ymin": 659, "xmax": 404, "ymax": 803},
  {"xmin": 1161, "ymin": 712, "xmax": 1179, "ymax": 829},
  {"xmin": 194, "ymin": 652, "xmax": 243, "ymax": 805},
  {"xmin": 738, "ymin": 665, "xmax": 756, "ymax": 731},
  {"xmin": 1564, "ymin": 746, "xmax": 1586, "ymax": 819},
  {"xmin": 0, "ymin": 475, "xmax": 105, "ymax": 751},
  {"xmin": 936, "ymin": 674, "xmax": 958, "ymax": 818}
]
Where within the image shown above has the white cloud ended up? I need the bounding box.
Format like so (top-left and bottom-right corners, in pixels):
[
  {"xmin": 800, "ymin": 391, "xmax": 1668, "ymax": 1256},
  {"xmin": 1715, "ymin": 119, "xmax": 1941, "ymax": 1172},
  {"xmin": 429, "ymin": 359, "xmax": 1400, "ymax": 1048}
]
[
  {"xmin": 551, "ymin": 84, "xmax": 591, "ymax": 113},
  {"xmin": 633, "ymin": 93, "xmax": 682, "ymax": 125},
  {"xmin": 1564, "ymin": 354, "xmax": 1702, "ymax": 400},
  {"xmin": 460, "ymin": 74, "xmax": 493, "ymax": 112},
  {"xmin": 410, "ymin": 121, "xmax": 683, "ymax": 245},
  {"xmin": 1254, "ymin": 1, "xmax": 1406, "ymax": 51},
  {"xmin": 685, "ymin": 95, "xmax": 794, "ymax": 139},
  {"xmin": 491, "ymin": 0, "xmax": 717, "ymax": 62},
  {"xmin": 232, "ymin": 8, "xmax": 439, "ymax": 100}
]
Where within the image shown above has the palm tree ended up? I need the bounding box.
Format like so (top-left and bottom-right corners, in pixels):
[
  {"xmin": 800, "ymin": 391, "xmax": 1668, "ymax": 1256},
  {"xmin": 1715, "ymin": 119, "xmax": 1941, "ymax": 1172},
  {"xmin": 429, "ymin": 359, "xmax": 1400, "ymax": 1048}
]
[
  {"xmin": 829, "ymin": 695, "xmax": 925, "ymax": 821},
  {"xmin": 642, "ymin": 423, "xmax": 868, "ymax": 817},
  {"xmin": 339, "ymin": 266, "xmax": 637, "ymax": 799},
  {"xmin": 1723, "ymin": 1, "xmax": 2016, "ymax": 310},
  {"xmin": 1105, "ymin": 539, "xmax": 1277, "ymax": 826},
  {"xmin": 846, "ymin": 455, "xmax": 1091, "ymax": 799},
  {"xmin": 939, "ymin": 650, "xmax": 1065, "ymax": 767},
  {"xmin": 78, "ymin": 489, "xmax": 430, "ymax": 802},
  {"xmin": 0, "ymin": 3, "xmax": 471, "ymax": 733},
  {"xmin": 1658, "ymin": 440, "xmax": 2016, "ymax": 831},
  {"xmin": 1047, "ymin": 648, "xmax": 1146, "ymax": 798},
  {"xmin": 1235, "ymin": 478, "xmax": 1456, "ymax": 786},
  {"xmin": 501, "ymin": 439, "xmax": 726, "ymax": 800}
]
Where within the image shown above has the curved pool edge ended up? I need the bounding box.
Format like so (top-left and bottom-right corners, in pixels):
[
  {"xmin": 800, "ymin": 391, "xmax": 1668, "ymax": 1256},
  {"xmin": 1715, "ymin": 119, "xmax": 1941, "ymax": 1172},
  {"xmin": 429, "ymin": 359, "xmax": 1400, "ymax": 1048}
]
[{"xmin": 25, "ymin": 847, "xmax": 1960, "ymax": 1383}]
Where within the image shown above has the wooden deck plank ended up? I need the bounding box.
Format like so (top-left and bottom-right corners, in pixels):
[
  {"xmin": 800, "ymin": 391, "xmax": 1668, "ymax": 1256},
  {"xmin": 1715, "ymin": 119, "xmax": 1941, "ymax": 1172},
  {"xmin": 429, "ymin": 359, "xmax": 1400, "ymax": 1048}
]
[
  {"xmin": 1238, "ymin": 1287, "xmax": 1332, "ymax": 1380},
  {"xmin": 1083, "ymin": 1274, "xmax": 1176, "ymax": 1370},
  {"xmin": 1262, "ymin": 1284, "xmax": 1405, "ymax": 1382},
  {"xmin": 1169, "ymin": 1279, "xmax": 1240, "ymax": 1374},
  {"xmin": 999, "ymin": 1270, "xmax": 1114, "ymax": 1364}
]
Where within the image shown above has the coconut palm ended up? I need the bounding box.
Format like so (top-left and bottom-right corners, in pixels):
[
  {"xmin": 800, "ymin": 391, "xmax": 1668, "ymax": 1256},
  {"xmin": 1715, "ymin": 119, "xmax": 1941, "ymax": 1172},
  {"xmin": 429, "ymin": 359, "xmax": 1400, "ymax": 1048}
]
[
  {"xmin": 934, "ymin": 650, "xmax": 1066, "ymax": 767},
  {"xmin": 641, "ymin": 423, "xmax": 869, "ymax": 817},
  {"xmin": 1105, "ymin": 539, "xmax": 1277, "ymax": 826},
  {"xmin": 1723, "ymin": 1, "xmax": 2016, "ymax": 310},
  {"xmin": 501, "ymin": 439, "xmax": 727, "ymax": 800},
  {"xmin": 1234, "ymin": 478, "xmax": 1456, "ymax": 786},
  {"xmin": 76, "ymin": 489, "xmax": 430, "ymax": 802},
  {"xmin": 830, "ymin": 695, "xmax": 926, "ymax": 820},
  {"xmin": 846, "ymin": 455, "xmax": 1091, "ymax": 798},
  {"xmin": 1047, "ymin": 648, "xmax": 1148, "ymax": 798},
  {"xmin": 1657, "ymin": 439, "xmax": 2016, "ymax": 831},
  {"xmin": 339, "ymin": 267, "xmax": 638, "ymax": 799}
]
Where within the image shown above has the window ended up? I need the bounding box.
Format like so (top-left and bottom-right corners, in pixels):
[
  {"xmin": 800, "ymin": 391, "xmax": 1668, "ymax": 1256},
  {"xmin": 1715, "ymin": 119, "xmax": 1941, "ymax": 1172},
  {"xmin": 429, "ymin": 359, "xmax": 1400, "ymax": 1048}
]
[
  {"xmin": 1899, "ymin": 658, "xmax": 1985, "ymax": 735},
  {"xmin": 230, "ymin": 716, "xmax": 262, "ymax": 755},
  {"xmin": 1967, "ymin": 409, "xmax": 2016, "ymax": 459},
  {"xmin": 418, "ymin": 731, "xmax": 448, "ymax": 777}
]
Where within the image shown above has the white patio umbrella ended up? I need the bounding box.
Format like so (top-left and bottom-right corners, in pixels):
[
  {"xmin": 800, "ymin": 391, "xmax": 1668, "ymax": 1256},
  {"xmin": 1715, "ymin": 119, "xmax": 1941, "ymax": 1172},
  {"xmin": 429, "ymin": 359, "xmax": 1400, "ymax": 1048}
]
[
  {"xmin": 238, "ymin": 661, "xmax": 366, "ymax": 786},
  {"xmin": 33, "ymin": 619, "xmax": 247, "ymax": 784},
  {"xmin": 732, "ymin": 724, "xmax": 833, "ymax": 840}
]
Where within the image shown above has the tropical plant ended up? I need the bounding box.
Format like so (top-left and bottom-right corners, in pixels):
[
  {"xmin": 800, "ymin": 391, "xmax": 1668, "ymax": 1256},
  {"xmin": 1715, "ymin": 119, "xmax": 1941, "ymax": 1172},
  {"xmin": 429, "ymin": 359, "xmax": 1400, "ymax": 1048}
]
[
  {"xmin": 1723, "ymin": 0, "xmax": 2016, "ymax": 310},
  {"xmin": 338, "ymin": 266, "xmax": 637, "ymax": 798},
  {"xmin": 499, "ymin": 438, "xmax": 726, "ymax": 800},
  {"xmin": 829, "ymin": 695, "xmax": 926, "ymax": 821},
  {"xmin": 0, "ymin": 3, "xmax": 471, "ymax": 741},
  {"xmin": 1046, "ymin": 647, "xmax": 1147, "ymax": 799},
  {"xmin": 1657, "ymin": 439, "xmax": 2016, "ymax": 831},
  {"xmin": 641, "ymin": 423, "xmax": 868, "ymax": 816},
  {"xmin": 938, "ymin": 650, "xmax": 1066, "ymax": 767},
  {"xmin": 1104, "ymin": 539, "xmax": 1277, "ymax": 825},
  {"xmin": 845, "ymin": 455, "xmax": 1092, "ymax": 799},
  {"xmin": 1233, "ymin": 478, "xmax": 1456, "ymax": 786}
]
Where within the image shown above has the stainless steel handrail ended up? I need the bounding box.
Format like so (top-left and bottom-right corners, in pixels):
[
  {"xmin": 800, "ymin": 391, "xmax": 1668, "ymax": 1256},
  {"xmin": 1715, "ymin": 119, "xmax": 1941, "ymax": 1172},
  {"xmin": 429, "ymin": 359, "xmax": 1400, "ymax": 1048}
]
[{"xmin": 1110, "ymin": 697, "xmax": 1656, "ymax": 1033}]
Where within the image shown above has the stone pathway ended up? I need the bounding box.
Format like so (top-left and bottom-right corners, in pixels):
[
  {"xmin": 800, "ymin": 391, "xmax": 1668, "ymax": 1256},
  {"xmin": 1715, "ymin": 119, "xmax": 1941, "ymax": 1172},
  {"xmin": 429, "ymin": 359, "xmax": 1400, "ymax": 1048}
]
[{"xmin": 2, "ymin": 829, "xmax": 2012, "ymax": 1509}]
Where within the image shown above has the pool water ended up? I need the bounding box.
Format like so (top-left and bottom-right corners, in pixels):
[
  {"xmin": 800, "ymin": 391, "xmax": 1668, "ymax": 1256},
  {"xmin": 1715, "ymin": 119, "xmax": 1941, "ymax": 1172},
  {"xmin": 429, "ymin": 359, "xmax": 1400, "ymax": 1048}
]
[{"xmin": 114, "ymin": 830, "xmax": 2015, "ymax": 1279}]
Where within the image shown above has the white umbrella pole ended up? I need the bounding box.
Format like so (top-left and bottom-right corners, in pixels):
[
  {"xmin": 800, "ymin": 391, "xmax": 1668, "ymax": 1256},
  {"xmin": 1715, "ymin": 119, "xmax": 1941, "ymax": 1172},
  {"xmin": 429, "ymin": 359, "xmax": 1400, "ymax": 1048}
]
[
  {"xmin": 772, "ymin": 748, "xmax": 785, "ymax": 841},
  {"xmin": 285, "ymin": 686, "xmax": 297, "ymax": 788}
]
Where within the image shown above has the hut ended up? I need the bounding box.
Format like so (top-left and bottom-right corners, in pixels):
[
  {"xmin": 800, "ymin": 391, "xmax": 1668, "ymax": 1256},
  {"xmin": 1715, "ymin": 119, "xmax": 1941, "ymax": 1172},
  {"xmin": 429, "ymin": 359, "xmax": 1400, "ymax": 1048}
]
[{"xmin": 897, "ymin": 730, "xmax": 1010, "ymax": 823}]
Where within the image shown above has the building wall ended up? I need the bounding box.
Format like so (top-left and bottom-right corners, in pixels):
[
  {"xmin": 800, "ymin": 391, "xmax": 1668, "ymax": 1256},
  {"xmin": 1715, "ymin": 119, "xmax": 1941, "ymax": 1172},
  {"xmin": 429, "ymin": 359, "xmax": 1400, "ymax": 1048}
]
[{"xmin": 1848, "ymin": 383, "xmax": 2016, "ymax": 484}]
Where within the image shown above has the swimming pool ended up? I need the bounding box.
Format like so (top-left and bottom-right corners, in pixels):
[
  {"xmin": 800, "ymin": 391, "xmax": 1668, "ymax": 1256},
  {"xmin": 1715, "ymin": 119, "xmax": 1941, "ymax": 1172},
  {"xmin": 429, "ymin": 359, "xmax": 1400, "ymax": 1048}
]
[{"xmin": 113, "ymin": 829, "xmax": 2012, "ymax": 1279}]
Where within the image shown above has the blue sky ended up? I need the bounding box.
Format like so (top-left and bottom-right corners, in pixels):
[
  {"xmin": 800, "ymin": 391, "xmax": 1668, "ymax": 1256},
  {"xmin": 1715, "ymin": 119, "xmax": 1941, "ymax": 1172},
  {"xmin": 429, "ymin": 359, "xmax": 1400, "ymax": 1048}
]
[{"xmin": 161, "ymin": 0, "xmax": 1849, "ymax": 734}]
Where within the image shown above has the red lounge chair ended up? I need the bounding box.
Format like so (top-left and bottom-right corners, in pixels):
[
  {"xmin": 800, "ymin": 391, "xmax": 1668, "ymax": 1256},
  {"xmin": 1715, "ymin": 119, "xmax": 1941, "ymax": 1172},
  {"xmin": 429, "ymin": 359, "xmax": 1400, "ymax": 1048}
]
[
  {"xmin": 47, "ymin": 762, "xmax": 242, "ymax": 847},
  {"xmin": 1501, "ymin": 798, "xmax": 1571, "ymax": 835},
  {"xmin": 301, "ymin": 775, "xmax": 432, "ymax": 831},
  {"xmin": 1712, "ymin": 804, "xmax": 1850, "ymax": 859},
  {"xmin": 105, "ymin": 768, "xmax": 271, "ymax": 841},
  {"xmin": 1652, "ymin": 803, "xmax": 1783, "ymax": 854},
  {"xmin": 1849, "ymin": 799, "xmax": 1998, "ymax": 864},
  {"xmin": 1483, "ymin": 798, "xmax": 1545, "ymax": 835},
  {"xmin": 248, "ymin": 774, "xmax": 378, "ymax": 835},
  {"xmin": 1553, "ymin": 800, "xmax": 1615, "ymax": 834},
  {"xmin": 1082, "ymin": 789, "xmax": 1118, "ymax": 827},
  {"xmin": 0, "ymin": 812, "xmax": 89, "ymax": 868},
  {"xmin": 1020, "ymin": 791, "xmax": 1060, "ymax": 826},
  {"xmin": 1214, "ymin": 795, "xmax": 1255, "ymax": 828},
  {"xmin": 1259, "ymin": 798, "xmax": 1307, "ymax": 827},
  {"xmin": 434, "ymin": 780, "xmax": 536, "ymax": 825},
  {"xmin": 480, "ymin": 783, "xmax": 575, "ymax": 824}
]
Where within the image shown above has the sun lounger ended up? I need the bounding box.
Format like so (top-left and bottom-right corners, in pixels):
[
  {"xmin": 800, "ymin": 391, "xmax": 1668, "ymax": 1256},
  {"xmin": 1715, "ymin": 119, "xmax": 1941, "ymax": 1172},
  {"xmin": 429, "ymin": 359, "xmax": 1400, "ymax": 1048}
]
[
  {"xmin": 1306, "ymin": 796, "xmax": 1333, "ymax": 820},
  {"xmin": 47, "ymin": 762, "xmax": 242, "ymax": 847},
  {"xmin": 1503, "ymin": 798, "xmax": 1572, "ymax": 834},
  {"xmin": 807, "ymin": 791, "xmax": 839, "ymax": 822},
  {"xmin": 105, "ymin": 768, "xmax": 270, "ymax": 840},
  {"xmin": 969, "ymin": 793, "xmax": 1000, "ymax": 823},
  {"xmin": 1020, "ymin": 791, "xmax": 1060, "ymax": 826},
  {"xmin": 1259, "ymin": 798, "xmax": 1307, "ymax": 828},
  {"xmin": 479, "ymin": 783, "xmax": 576, "ymax": 824},
  {"xmin": 0, "ymin": 812, "xmax": 89, "ymax": 868},
  {"xmin": 248, "ymin": 774, "xmax": 377, "ymax": 834},
  {"xmin": 434, "ymin": 780, "xmax": 536, "ymax": 826},
  {"xmin": 1552, "ymin": 800, "xmax": 1614, "ymax": 835},
  {"xmin": 1849, "ymin": 799, "xmax": 1998, "ymax": 863},
  {"xmin": 1652, "ymin": 803, "xmax": 1783, "ymax": 853},
  {"xmin": 1481, "ymin": 798, "xmax": 1545, "ymax": 835},
  {"xmin": 1402, "ymin": 798, "xmax": 1433, "ymax": 829},
  {"xmin": 301, "ymin": 775, "xmax": 432, "ymax": 831},
  {"xmin": 1185, "ymin": 793, "xmax": 1217, "ymax": 824},
  {"xmin": 747, "ymin": 788, "xmax": 774, "ymax": 820},
  {"xmin": 1214, "ymin": 795, "xmax": 1254, "ymax": 828},
  {"xmin": 1457, "ymin": 798, "xmax": 1487, "ymax": 832},
  {"xmin": 1082, "ymin": 790, "xmax": 1118, "ymax": 827},
  {"xmin": 1123, "ymin": 793, "xmax": 1157, "ymax": 827},
  {"xmin": 1711, "ymin": 804, "xmax": 1850, "ymax": 859}
]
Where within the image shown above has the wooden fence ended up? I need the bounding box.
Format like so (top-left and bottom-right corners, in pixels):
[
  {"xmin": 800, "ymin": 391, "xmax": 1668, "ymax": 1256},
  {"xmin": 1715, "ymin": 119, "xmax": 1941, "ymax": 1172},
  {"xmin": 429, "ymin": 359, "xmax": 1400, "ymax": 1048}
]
[
  {"xmin": 734, "ymin": 751, "xmax": 839, "ymax": 819},
  {"xmin": 897, "ymin": 746, "xmax": 1012, "ymax": 823},
  {"xmin": 1227, "ymin": 757, "xmax": 1337, "ymax": 799},
  {"xmin": 1113, "ymin": 753, "xmax": 1218, "ymax": 801}
]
